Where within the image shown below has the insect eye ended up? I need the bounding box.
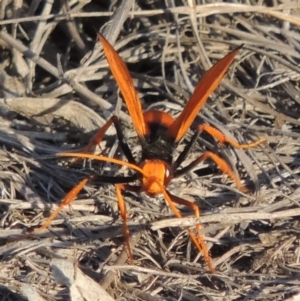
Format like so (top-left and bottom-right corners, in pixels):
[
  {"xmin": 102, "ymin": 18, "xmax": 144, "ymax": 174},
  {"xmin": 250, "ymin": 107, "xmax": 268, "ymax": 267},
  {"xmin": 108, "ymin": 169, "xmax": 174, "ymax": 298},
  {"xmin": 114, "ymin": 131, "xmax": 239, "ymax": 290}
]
[{"xmin": 164, "ymin": 164, "xmax": 173, "ymax": 185}]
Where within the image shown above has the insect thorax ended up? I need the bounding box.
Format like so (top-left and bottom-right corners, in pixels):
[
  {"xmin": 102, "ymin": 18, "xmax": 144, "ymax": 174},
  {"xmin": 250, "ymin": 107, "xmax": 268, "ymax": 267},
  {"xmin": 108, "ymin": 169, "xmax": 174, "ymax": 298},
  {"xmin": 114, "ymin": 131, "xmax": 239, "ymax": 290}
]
[{"xmin": 140, "ymin": 122, "xmax": 176, "ymax": 164}]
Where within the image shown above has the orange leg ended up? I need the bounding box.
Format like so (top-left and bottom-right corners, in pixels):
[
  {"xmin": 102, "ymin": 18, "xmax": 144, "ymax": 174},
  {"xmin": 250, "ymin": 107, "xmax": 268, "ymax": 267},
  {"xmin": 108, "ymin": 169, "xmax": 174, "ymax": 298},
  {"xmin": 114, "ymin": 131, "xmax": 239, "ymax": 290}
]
[
  {"xmin": 116, "ymin": 182, "xmax": 186, "ymax": 265},
  {"xmin": 144, "ymin": 178, "xmax": 214, "ymax": 271},
  {"xmin": 173, "ymin": 124, "xmax": 265, "ymax": 175},
  {"xmin": 31, "ymin": 117, "xmax": 125, "ymax": 237},
  {"xmin": 105, "ymin": 180, "xmax": 214, "ymax": 271},
  {"xmin": 114, "ymin": 183, "xmax": 206, "ymax": 267},
  {"xmin": 69, "ymin": 118, "xmax": 114, "ymax": 167},
  {"xmin": 10, "ymin": 178, "xmax": 90, "ymax": 242},
  {"xmin": 178, "ymin": 150, "xmax": 245, "ymax": 191},
  {"xmin": 81, "ymin": 116, "xmax": 116, "ymax": 154},
  {"xmin": 198, "ymin": 124, "xmax": 266, "ymax": 149},
  {"xmin": 76, "ymin": 115, "xmax": 135, "ymax": 164},
  {"xmin": 167, "ymin": 192, "xmax": 214, "ymax": 273},
  {"xmin": 115, "ymin": 184, "xmax": 141, "ymax": 264},
  {"xmin": 37, "ymin": 178, "xmax": 90, "ymax": 231}
]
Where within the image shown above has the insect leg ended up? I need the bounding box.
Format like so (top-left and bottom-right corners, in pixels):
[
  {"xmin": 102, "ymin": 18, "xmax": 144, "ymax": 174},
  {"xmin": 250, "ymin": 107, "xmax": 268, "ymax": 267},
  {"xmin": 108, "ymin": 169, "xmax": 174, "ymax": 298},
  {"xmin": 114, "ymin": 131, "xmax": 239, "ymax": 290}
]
[
  {"xmin": 197, "ymin": 124, "xmax": 266, "ymax": 149},
  {"xmin": 115, "ymin": 184, "xmax": 141, "ymax": 264},
  {"xmin": 82, "ymin": 115, "xmax": 136, "ymax": 164},
  {"xmin": 173, "ymin": 123, "xmax": 265, "ymax": 173},
  {"xmin": 166, "ymin": 191, "xmax": 214, "ymax": 273},
  {"xmin": 37, "ymin": 178, "xmax": 90, "ymax": 231},
  {"xmin": 175, "ymin": 151, "xmax": 246, "ymax": 191},
  {"xmin": 13, "ymin": 175, "xmax": 137, "ymax": 243},
  {"xmin": 11, "ymin": 177, "xmax": 91, "ymax": 242}
]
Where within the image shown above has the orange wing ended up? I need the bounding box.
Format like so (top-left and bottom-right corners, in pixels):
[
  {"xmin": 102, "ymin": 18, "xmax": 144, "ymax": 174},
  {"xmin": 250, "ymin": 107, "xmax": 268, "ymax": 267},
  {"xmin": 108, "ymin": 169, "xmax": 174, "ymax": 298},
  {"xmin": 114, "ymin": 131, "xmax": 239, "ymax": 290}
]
[
  {"xmin": 98, "ymin": 34, "xmax": 149, "ymax": 138},
  {"xmin": 167, "ymin": 45, "xmax": 243, "ymax": 142}
]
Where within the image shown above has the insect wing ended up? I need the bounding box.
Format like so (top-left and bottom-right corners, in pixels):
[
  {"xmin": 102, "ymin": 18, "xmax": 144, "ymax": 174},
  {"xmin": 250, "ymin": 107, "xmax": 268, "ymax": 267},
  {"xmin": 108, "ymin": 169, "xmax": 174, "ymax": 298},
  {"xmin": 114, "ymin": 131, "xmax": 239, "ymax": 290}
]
[
  {"xmin": 98, "ymin": 34, "xmax": 149, "ymax": 138},
  {"xmin": 167, "ymin": 45, "xmax": 242, "ymax": 142}
]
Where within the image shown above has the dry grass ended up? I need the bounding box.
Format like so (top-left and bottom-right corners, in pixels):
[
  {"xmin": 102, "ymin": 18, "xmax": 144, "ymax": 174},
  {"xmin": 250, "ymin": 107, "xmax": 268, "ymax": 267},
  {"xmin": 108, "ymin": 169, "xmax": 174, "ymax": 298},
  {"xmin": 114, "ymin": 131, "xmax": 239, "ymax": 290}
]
[{"xmin": 0, "ymin": 0, "xmax": 300, "ymax": 300}]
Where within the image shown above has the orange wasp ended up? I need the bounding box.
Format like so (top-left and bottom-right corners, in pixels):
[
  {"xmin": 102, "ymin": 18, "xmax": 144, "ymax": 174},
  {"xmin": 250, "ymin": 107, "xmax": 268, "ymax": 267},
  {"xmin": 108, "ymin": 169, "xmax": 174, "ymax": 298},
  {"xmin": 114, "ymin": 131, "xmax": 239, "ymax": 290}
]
[{"xmin": 32, "ymin": 35, "xmax": 265, "ymax": 273}]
